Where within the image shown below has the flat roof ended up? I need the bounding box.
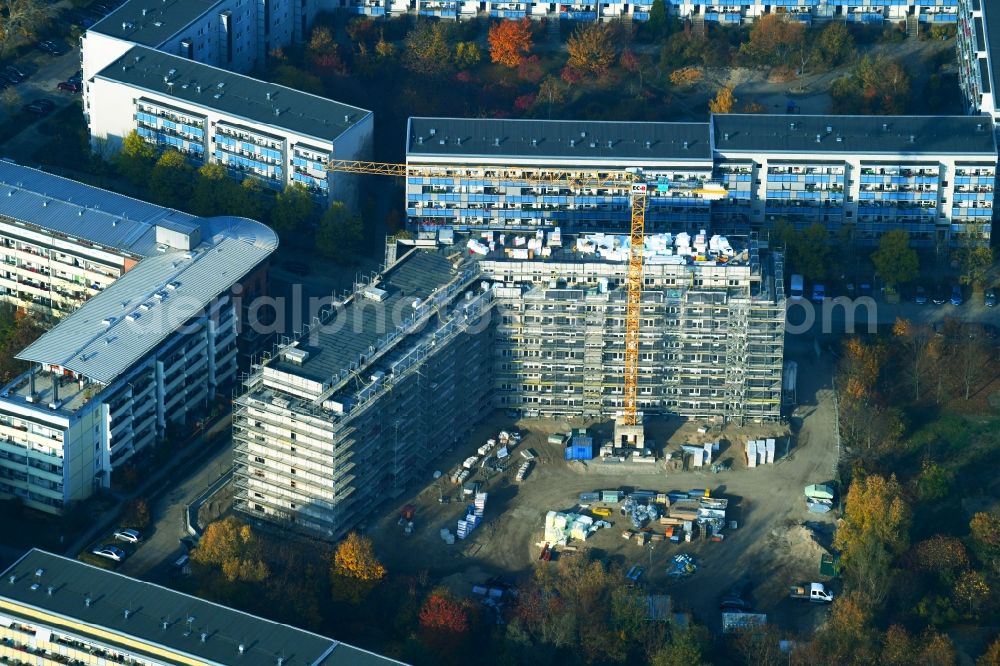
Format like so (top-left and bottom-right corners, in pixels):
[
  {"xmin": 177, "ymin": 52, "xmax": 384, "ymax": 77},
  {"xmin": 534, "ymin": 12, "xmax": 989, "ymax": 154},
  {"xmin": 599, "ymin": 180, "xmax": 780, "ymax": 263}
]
[
  {"xmin": 0, "ymin": 549, "xmax": 405, "ymax": 666},
  {"xmin": 97, "ymin": 46, "xmax": 371, "ymax": 143},
  {"xmin": 90, "ymin": 0, "xmax": 222, "ymax": 47},
  {"xmin": 407, "ymin": 117, "xmax": 713, "ymax": 162},
  {"xmin": 0, "ymin": 161, "xmax": 200, "ymax": 258},
  {"xmin": 268, "ymin": 251, "xmax": 457, "ymax": 385},
  {"xmin": 712, "ymin": 114, "xmax": 997, "ymax": 155},
  {"xmin": 983, "ymin": 0, "xmax": 1000, "ymax": 111},
  {"xmin": 16, "ymin": 216, "xmax": 277, "ymax": 386}
]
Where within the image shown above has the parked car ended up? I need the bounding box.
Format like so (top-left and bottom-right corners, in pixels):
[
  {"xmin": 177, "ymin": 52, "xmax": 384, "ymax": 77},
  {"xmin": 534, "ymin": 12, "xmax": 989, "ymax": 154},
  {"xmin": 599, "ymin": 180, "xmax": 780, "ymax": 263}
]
[
  {"xmin": 914, "ymin": 285, "xmax": 927, "ymax": 305},
  {"xmin": 113, "ymin": 528, "xmax": 142, "ymax": 544},
  {"xmin": 859, "ymin": 282, "xmax": 873, "ymax": 297},
  {"xmin": 810, "ymin": 283, "xmax": 825, "ymax": 304},
  {"xmin": 92, "ymin": 545, "xmax": 126, "ymax": 562},
  {"xmin": 38, "ymin": 40, "xmax": 68, "ymax": 56},
  {"xmin": 3, "ymin": 66, "xmax": 24, "ymax": 84},
  {"xmin": 986, "ymin": 288, "xmax": 996, "ymax": 308},
  {"xmin": 950, "ymin": 284, "xmax": 964, "ymax": 306},
  {"xmin": 23, "ymin": 99, "xmax": 54, "ymax": 116},
  {"xmin": 932, "ymin": 284, "xmax": 948, "ymax": 305},
  {"xmin": 68, "ymin": 71, "xmax": 82, "ymax": 86},
  {"xmin": 57, "ymin": 81, "xmax": 81, "ymax": 93}
]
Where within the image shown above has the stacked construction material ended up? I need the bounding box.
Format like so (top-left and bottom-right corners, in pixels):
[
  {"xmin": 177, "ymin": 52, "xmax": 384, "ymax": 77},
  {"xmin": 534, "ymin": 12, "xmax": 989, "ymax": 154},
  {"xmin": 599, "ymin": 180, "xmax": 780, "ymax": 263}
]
[
  {"xmin": 543, "ymin": 511, "xmax": 604, "ymax": 545},
  {"xmin": 457, "ymin": 492, "xmax": 488, "ymax": 540},
  {"xmin": 746, "ymin": 439, "xmax": 778, "ymax": 467}
]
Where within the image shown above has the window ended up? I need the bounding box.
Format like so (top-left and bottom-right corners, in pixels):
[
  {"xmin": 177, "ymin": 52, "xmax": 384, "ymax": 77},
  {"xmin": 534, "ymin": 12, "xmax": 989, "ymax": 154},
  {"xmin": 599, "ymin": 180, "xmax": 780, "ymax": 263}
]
[{"xmin": 254, "ymin": 456, "xmax": 265, "ymax": 463}]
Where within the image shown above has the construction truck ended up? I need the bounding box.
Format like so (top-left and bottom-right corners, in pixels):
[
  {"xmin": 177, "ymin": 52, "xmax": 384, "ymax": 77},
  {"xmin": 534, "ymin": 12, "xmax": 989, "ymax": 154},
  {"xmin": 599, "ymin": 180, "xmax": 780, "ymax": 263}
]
[{"xmin": 789, "ymin": 582, "xmax": 834, "ymax": 603}]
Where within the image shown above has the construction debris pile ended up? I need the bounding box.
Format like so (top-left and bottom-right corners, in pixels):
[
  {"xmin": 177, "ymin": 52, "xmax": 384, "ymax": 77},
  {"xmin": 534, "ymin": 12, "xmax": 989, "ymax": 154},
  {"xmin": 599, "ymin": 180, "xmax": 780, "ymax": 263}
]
[
  {"xmin": 543, "ymin": 510, "xmax": 612, "ymax": 545},
  {"xmin": 450, "ymin": 430, "xmax": 522, "ymax": 485},
  {"xmin": 745, "ymin": 439, "xmax": 777, "ymax": 467},
  {"xmin": 667, "ymin": 554, "xmax": 698, "ymax": 579}
]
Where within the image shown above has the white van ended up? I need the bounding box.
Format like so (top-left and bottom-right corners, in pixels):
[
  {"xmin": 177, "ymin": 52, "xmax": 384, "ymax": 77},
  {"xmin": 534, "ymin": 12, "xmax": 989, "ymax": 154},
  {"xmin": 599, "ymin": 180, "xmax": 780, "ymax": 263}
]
[{"xmin": 790, "ymin": 274, "xmax": 804, "ymax": 300}]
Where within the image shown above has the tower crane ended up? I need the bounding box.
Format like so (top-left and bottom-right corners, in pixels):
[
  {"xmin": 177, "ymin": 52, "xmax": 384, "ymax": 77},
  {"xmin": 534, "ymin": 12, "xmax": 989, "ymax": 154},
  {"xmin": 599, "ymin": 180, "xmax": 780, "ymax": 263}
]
[{"xmin": 325, "ymin": 159, "xmax": 726, "ymax": 430}]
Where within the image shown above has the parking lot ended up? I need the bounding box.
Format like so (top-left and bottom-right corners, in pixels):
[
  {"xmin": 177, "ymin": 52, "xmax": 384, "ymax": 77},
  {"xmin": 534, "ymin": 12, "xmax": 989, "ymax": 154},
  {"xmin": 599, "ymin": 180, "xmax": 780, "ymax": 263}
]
[{"xmin": 368, "ymin": 341, "xmax": 840, "ymax": 633}]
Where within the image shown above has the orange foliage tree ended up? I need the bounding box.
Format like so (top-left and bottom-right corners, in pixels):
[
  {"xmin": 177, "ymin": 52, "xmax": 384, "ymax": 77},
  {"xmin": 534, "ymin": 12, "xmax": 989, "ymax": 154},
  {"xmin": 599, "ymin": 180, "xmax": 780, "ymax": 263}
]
[
  {"xmin": 708, "ymin": 86, "xmax": 735, "ymax": 114},
  {"xmin": 191, "ymin": 516, "xmax": 269, "ymax": 583},
  {"xmin": 566, "ymin": 23, "xmax": 616, "ymax": 77},
  {"xmin": 330, "ymin": 532, "xmax": 386, "ymax": 602},
  {"xmin": 419, "ymin": 590, "xmax": 469, "ymax": 633},
  {"xmin": 488, "ymin": 18, "xmax": 533, "ymax": 68}
]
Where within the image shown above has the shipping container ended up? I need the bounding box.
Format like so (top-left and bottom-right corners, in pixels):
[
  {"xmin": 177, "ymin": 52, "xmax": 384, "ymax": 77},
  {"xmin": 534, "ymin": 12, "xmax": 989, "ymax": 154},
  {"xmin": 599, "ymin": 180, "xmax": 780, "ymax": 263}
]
[
  {"xmin": 601, "ymin": 490, "xmax": 621, "ymax": 503},
  {"xmin": 579, "ymin": 491, "xmax": 601, "ymax": 502}
]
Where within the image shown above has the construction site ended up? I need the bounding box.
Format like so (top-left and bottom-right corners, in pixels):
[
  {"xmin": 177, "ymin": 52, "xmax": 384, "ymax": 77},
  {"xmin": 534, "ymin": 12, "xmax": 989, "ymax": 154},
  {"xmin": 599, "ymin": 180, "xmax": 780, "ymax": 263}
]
[{"xmin": 232, "ymin": 222, "xmax": 788, "ymax": 545}]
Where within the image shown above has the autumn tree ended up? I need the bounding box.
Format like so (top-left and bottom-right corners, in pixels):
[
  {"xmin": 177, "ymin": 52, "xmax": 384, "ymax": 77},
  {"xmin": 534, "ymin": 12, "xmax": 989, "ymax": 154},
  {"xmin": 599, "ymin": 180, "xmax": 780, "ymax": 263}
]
[
  {"xmin": 954, "ymin": 333, "xmax": 992, "ymax": 400},
  {"xmin": 708, "ymin": 86, "xmax": 735, "ymax": 114},
  {"xmin": 453, "ymin": 41, "xmax": 481, "ymax": 69},
  {"xmin": 0, "ymin": 0, "xmax": 51, "ymax": 57},
  {"xmin": 919, "ymin": 630, "xmax": 958, "ymax": 666},
  {"xmin": 955, "ymin": 244, "xmax": 994, "ymax": 289},
  {"xmin": 811, "ymin": 20, "xmax": 855, "ymax": 70},
  {"xmin": 833, "ymin": 55, "xmax": 911, "ymax": 114},
  {"xmin": 910, "ymin": 536, "xmax": 970, "ymax": 576},
  {"xmin": 405, "ymin": 21, "xmax": 453, "ymax": 75},
  {"xmin": 669, "ymin": 66, "xmax": 703, "ymax": 87},
  {"xmin": 307, "ymin": 26, "xmax": 346, "ymax": 76},
  {"xmin": 488, "ymin": 18, "xmax": 533, "ymax": 68},
  {"xmin": 873, "ymin": 229, "xmax": 919, "ymax": 289},
  {"xmin": 331, "ymin": 531, "xmax": 385, "ymax": 602},
  {"xmin": 517, "ymin": 54, "xmax": 543, "ymax": 83},
  {"xmin": 120, "ymin": 498, "xmax": 151, "ymax": 531},
  {"xmin": 739, "ymin": 14, "xmax": 805, "ymax": 68},
  {"xmin": 566, "ymin": 23, "xmax": 616, "ymax": 78},
  {"xmin": 979, "ymin": 637, "xmax": 1000, "ymax": 665},
  {"xmin": 191, "ymin": 516, "xmax": 269, "ymax": 583},
  {"xmin": 892, "ymin": 318, "xmax": 932, "ymax": 402},
  {"xmin": 650, "ymin": 627, "xmax": 710, "ymax": 666},
  {"xmin": 883, "ymin": 624, "xmax": 917, "ymax": 666},
  {"xmin": 811, "ymin": 592, "xmax": 880, "ymax": 663},
  {"xmin": 970, "ymin": 512, "xmax": 1000, "ymax": 574},
  {"xmin": 535, "ymin": 76, "xmax": 566, "ymax": 117},
  {"xmin": 954, "ymin": 570, "xmax": 990, "ymax": 616},
  {"xmin": 419, "ymin": 590, "xmax": 469, "ymax": 633}
]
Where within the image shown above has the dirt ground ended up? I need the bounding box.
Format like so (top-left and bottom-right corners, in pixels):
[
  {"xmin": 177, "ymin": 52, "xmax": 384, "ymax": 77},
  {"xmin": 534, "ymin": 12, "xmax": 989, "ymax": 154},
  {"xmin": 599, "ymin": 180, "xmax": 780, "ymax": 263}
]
[
  {"xmin": 369, "ymin": 343, "xmax": 840, "ymax": 634},
  {"xmin": 670, "ymin": 37, "xmax": 957, "ymax": 118}
]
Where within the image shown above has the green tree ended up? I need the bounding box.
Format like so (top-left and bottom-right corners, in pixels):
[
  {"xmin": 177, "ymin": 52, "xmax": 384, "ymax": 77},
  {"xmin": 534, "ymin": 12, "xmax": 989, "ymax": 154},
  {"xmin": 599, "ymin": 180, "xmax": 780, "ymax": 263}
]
[
  {"xmin": 316, "ymin": 201, "xmax": 364, "ymax": 265},
  {"xmin": 775, "ymin": 221, "xmax": 830, "ymax": 282},
  {"xmin": 645, "ymin": 0, "xmax": 669, "ymax": 41},
  {"xmin": 872, "ymin": 229, "xmax": 918, "ymax": 289},
  {"xmin": 234, "ymin": 177, "xmax": 268, "ymax": 220},
  {"xmin": 191, "ymin": 162, "xmax": 231, "ymax": 216},
  {"xmin": 148, "ymin": 149, "xmax": 194, "ymax": 208},
  {"xmin": 651, "ymin": 628, "xmax": 710, "ymax": 666},
  {"xmin": 811, "ymin": 20, "xmax": 856, "ymax": 69},
  {"xmin": 115, "ymin": 130, "xmax": 157, "ymax": 188},
  {"xmin": 270, "ymin": 183, "xmax": 316, "ymax": 241}
]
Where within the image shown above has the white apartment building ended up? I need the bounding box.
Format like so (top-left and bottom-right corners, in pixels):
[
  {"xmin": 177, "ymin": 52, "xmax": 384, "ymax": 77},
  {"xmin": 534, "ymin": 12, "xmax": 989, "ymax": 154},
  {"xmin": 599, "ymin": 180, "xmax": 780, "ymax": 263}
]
[
  {"xmin": 957, "ymin": 0, "xmax": 1000, "ymax": 122},
  {"xmin": 0, "ymin": 167, "xmax": 277, "ymax": 515},
  {"xmin": 0, "ymin": 549, "xmax": 404, "ymax": 665},
  {"xmin": 406, "ymin": 115, "xmax": 996, "ymax": 248},
  {"xmin": 88, "ymin": 45, "xmax": 372, "ymax": 204},
  {"xmin": 81, "ymin": 0, "xmax": 372, "ymax": 204}
]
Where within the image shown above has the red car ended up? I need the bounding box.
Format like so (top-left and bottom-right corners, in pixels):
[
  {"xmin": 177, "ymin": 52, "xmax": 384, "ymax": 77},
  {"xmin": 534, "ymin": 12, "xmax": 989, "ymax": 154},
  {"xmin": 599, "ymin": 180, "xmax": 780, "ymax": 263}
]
[{"xmin": 57, "ymin": 81, "xmax": 80, "ymax": 93}]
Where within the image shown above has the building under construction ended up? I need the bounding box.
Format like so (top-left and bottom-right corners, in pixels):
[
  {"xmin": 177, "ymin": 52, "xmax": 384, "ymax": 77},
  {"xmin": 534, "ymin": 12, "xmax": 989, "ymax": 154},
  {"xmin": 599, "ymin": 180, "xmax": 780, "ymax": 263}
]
[{"xmin": 234, "ymin": 231, "xmax": 785, "ymax": 540}]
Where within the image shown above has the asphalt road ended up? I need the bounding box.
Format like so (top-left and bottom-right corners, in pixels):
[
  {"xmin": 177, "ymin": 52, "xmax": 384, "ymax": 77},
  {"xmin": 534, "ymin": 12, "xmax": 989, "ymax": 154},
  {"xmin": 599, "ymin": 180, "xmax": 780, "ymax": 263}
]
[{"xmin": 117, "ymin": 427, "xmax": 234, "ymax": 580}]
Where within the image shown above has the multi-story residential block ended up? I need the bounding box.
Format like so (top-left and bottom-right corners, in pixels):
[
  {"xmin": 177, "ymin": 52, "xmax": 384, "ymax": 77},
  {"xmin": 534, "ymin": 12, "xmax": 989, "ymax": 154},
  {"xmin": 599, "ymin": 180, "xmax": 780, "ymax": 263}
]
[
  {"xmin": 957, "ymin": 0, "xmax": 1000, "ymax": 121},
  {"xmin": 81, "ymin": 0, "xmax": 372, "ymax": 204},
  {"xmin": 479, "ymin": 232, "xmax": 784, "ymax": 423},
  {"xmin": 234, "ymin": 249, "xmax": 494, "ymax": 539},
  {"xmin": 235, "ymin": 231, "xmax": 782, "ymax": 539},
  {"xmin": 0, "ymin": 166, "xmax": 277, "ymax": 514},
  {"xmin": 405, "ymin": 118, "xmax": 716, "ymax": 233},
  {"xmin": 0, "ymin": 549, "xmax": 404, "ymax": 666},
  {"xmin": 406, "ymin": 115, "xmax": 996, "ymax": 248},
  {"xmin": 87, "ymin": 46, "xmax": 372, "ymax": 205},
  {"xmin": 81, "ymin": 0, "xmax": 319, "ymax": 82},
  {"xmin": 367, "ymin": 0, "xmax": 954, "ymax": 23}
]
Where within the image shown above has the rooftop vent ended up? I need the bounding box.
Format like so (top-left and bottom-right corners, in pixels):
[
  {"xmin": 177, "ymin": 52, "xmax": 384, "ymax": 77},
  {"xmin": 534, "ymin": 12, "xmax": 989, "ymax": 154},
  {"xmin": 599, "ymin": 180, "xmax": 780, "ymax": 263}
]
[
  {"xmin": 682, "ymin": 141, "xmax": 689, "ymax": 150},
  {"xmin": 265, "ymin": 91, "xmax": 272, "ymax": 100},
  {"xmin": 723, "ymin": 133, "xmax": 729, "ymax": 141},
  {"xmin": 531, "ymin": 138, "xmax": 537, "ymax": 146},
  {"xmin": 836, "ymin": 135, "xmax": 843, "ymax": 143},
  {"xmin": 217, "ymin": 82, "xmax": 225, "ymax": 89},
  {"xmin": 124, "ymin": 609, "xmax": 131, "ymax": 619},
  {"xmin": 85, "ymin": 596, "xmax": 92, "ymax": 607},
  {"xmin": 274, "ymin": 108, "xmax": 281, "ymax": 117},
  {"xmin": 825, "ymin": 126, "xmax": 832, "ymax": 133},
  {"xmin": 141, "ymin": 7, "xmax": 148, "ymax": 15},
  {"xmin": 34, "ymin": 569, "xmax": 43, "ymax": 578},
  {"xmin": 283, "ymin": 348, "xmax": 310, "ymax": 364},
  {"xmin": 47, "ymin": 586, "xmax": 53, "ymax": 595},
  {"xmin": 30, "ymin": 583, "xmax": 39, "ymax": 591},
  {"xmin": 493, "ymin": 138, "xmax": 500, "ymax": 147},
  {"xmin": 439, "ymin": 139, "xmax": 445, "ymax": 145},
  {"xmin": 344, "ymin": 114, "xmax": 350, "ymax": 122},
  {"xmin": 580, "ymin": 131, "xmax": 586, "ymax": 138},
  {"xmin": 644, "ymin": 140, "xmax": 651, "ymax": 149},
  {"xmin": 200, "ymin": 632, "xmax": 208, "ymax": 643},
  {"xmin": 239, "ymin": 644, "xmax": 245, "ymax": 655},
  {"xmin": 570, "ymin": 139, "xmax": 575, "ymax": 147},
  {"xmin": 153, "ymin": 21, "xmax": 163, "ymax": 26},
  {"xmin": 882, "ymin": 123, "xmax": 889, "ymax": 131},
  {"xmin": 429, "ymin": 128, "xmax": 436, "ymax": 136},
  {"xmin": 7, "ymin": 575, "xmax": 14, "ymax": 584},
  {"xmin": 909, "ymin": 135, "xmax": 915, "ymax": 143},
  {"xmin": 815, "ymin": 134, "xmax": 821, "ymax": 143},
  {"xmin": 789, "ymin": 122, "xmax": 796, "ymax": 130}
]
